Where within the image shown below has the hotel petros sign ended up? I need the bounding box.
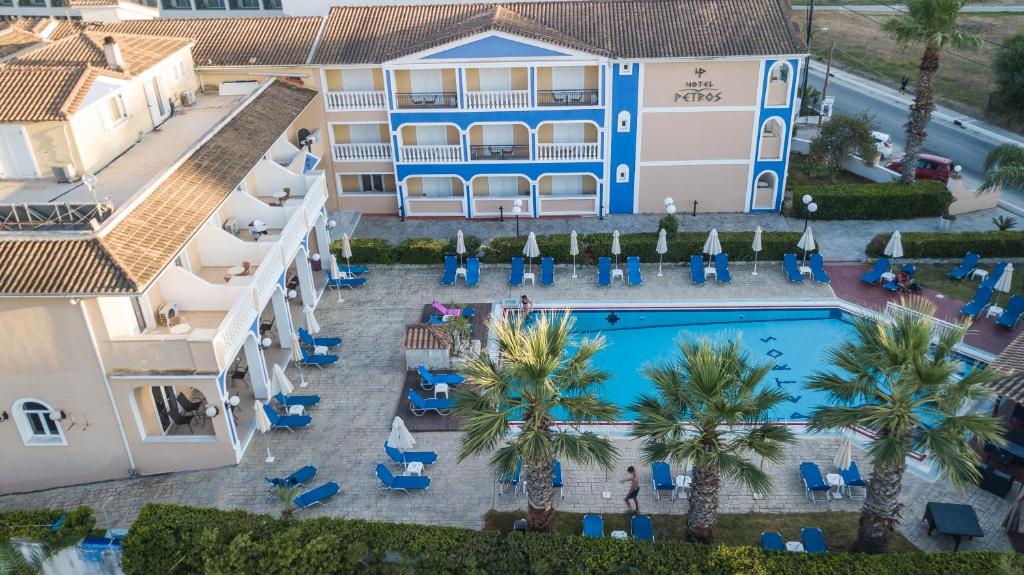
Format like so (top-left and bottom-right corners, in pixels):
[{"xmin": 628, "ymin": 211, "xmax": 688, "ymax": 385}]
[{"xmin": 674, "ymin": 67, "xmax": 723, "ymax": 104}]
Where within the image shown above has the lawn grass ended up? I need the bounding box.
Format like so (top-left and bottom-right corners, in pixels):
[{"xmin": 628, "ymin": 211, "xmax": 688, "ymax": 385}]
[
  {"xmin": 912, "ymin": 263, "xmax": 984, "ymax": 303},
  {"xmin": 484, "ymin": 509, "xmax": 921, "ymax": 553}
]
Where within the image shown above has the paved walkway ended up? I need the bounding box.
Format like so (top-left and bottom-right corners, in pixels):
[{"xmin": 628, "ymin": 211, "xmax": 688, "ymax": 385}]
[
  {"xmin": 350, "ymin": 208, "xmax": 1013, "ymax": 262},
  {"xmin": 0, "ymin": 266, "xmax": 1014, "ymax": 552}
]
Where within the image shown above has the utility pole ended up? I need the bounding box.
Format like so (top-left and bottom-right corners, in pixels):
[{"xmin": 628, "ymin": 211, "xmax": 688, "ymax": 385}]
[
  {"xmin": 818, "ymin": 39, "xmax": 835, "ymax": 126},
  {"xmin": 799, "ymin": 0, "xmax": 816, "ymax": 115}
]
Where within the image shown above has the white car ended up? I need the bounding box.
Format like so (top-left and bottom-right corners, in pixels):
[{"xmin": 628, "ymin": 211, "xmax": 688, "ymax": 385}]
[{"xmin": 873, "ymin": 131, "xmax": 894, "ymax": 160}]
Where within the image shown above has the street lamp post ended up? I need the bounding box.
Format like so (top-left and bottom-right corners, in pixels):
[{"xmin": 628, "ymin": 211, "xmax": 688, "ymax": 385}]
[
  {"xmin": 799, "ymin": 25, "xmax": 828, "ymax": 117},
  {"xmin": 802, "ymin": 194, "xmax": 818, "ymax": 231},
  {"xmin": 512, "ymin": 199, "xmax": 523, "ymax": 238},
  {"xmin": 664, "ymin": 196, "xmax": 677, "ymax": 227}
]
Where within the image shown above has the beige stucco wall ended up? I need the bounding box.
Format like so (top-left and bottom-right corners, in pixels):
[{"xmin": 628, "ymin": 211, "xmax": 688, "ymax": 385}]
[
  {"xmin": 405, "ymin": 198, "xmax": 465, "ymax": 215},
  {"xmin": 464, "ymin": 67, "xmax": 528, "ymax": 91},
  {"xmin": 537, "ymin": 122, "xmax": 599, "ymax": 143},
  {"xmin": 471, "ymin": 175, "xmax": 529, "ymax": 196},
  {"xmin": 405, "ymin": 176, "xmax": 463, "ymax": 197},
  {"xmin": 338, "ymin": 173, "xmax": 397, "ymax": 193},
  {"xmin": 467, "ymin": 124, "xmax": 529, "ymax": 146},
  {"xmin": 766, "ymin": 81, "xmax": 789, "ymax": 107},
  {"xmin": 643, "ymin": 61, "xmax": 760, "ymax": 108},
  {"xmin": 474, "ymin": 197, "xmax": 532, "ymax": 214},
  {"xmin": 538, "ymin": 197, "xmax": 597, "ymax": 214},
  {"xmin": 637, "ymin": 164, "xmax": 750, "ymax": 213},
  {"xmin": 338, "ymin": 193, "xmax": 399, "ymax": 214},
  {"xmin": 331, "ymin": 123, "xmax": 389, "ymax": 144},
  {"xmin": 640, "ymin": 111, "xmax": 755, "ymax": 161},
  {"xmin": 535, "ymin": 65, "xmax": 599, "ymax": 91},
  {"xmin": 0, "ymin": 298, "xmax": 131, "ymax": 494},
  {"xmin": 393, "ymin": 69, "xmax": 458, "ymax": 94},
  {"xmin": 18, "ymin": 121, "xmax": 78, "ymax": 178},
  {"xmin": 322, "ymin": 67, "xmax": 385, "ymax": 92},
  {"xmin": 399, "ymin": 124, "xmax": 460, "ymax": 146},
  {"xmin": 538, "ymin": 174, "xmax": 597, "ymax": 195}
]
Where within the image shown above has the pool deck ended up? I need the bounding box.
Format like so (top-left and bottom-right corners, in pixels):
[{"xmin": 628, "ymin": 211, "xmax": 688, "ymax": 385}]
[{"xmin": 0, "ymin": 264, "xmax": 1016, "ymax": 553}]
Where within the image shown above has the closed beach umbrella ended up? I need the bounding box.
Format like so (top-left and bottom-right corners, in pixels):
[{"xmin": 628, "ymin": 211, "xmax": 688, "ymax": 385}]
[
  {"xmin": 272, "ymin": 364, "xmax": 295, "ymax": 396},
  {"xmin": 340, "ymin": 233, "xmax": 354, "ymax": 274},
  {"xmin": 569, "ymin": 230, "xmax": 579, "ymax": 278},
  {"xmin": 833, "ymin": 437, "xmax": 853, "ymax": 471},
  {"xmin": 329, "ymin": 252, "xmax": 342, "ymax": 280},
  {"xmin": 611, "ymin": 230, "xmax": 621, "ymax": 269},
  {"xmin": 994, "ymin": 263, "xmax": 1014, "ymax": 306},
  {"xmin": 752, "ymin": 226, "xmax": 763, "ymax": 276},
  {"xmin": 656, "ymin": 228, "xmax": 668, "ymax": 277},
  {"xmin": 388, "ymin": 416, "xmax": 416, "ymax": 451},
  {"xmin": 330, "ymin": 247, "xmax": 345, "ymax": 303},
  {"xmin": 456, "ymin": 230, "xmax": 466, "ymax": 268},
  {"xmin": 303, "ymin": 304, "xmax": 320, "ymax": 334},
  {"xmin": 702, "ymin": 229, "xmax": 722, "ymax": 267},
  {"xmin": 255, "ymin": 400, "xmax": 272, "ymax": 433},
  {"xmin": 523, "ymin": 231, "xmax": 540, "ymax": 273},
  {"xmin": 797, "ymin": 225, "xmax": 816, "ymax": 267},
  {"xmin": 290, "ymin": 332, "xmax": 304, "ymax": 361},
  {"xmin": 883, "ymin": 231, "xmax": 903, "ymax": 271}
]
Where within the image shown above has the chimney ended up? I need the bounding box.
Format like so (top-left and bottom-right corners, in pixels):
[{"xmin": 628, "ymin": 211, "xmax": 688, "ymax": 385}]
[{"xmin": 102, "ymin": 36, "xmax": 125, "ymax": 71}]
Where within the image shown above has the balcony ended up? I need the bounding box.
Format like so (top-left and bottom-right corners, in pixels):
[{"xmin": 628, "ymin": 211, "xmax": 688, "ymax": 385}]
[
  {"xmin": 537, "ymin": 89, "xmax": 599, "ymax": 107},
  {"xmin": 469, "ymin": 145, "xmax": 530, "ymax": 161},
  {"xmin": 400, "ymin": 145, "xmax": 463, "ymax": 163},
  {"xmin": 332, "ymin": 142, "xmax": 393, "ymax": 162},
  {"xmin": 325, "ymin": 91, "xmax": 387, "ymax": 112},
  {"xmin": 397, "ymin": 124, "xmax": 462, "ymax": 164},
  {"xmin": 464, "ymin": 90, "xmax": 530, "ymax": 110},
  {"xmin": 395, "ymin": 92, "xmax": 458, "ymax": 110},
  {"xmin": 536, "ymin": 143, "xmax": 600, "ymax": 161}
]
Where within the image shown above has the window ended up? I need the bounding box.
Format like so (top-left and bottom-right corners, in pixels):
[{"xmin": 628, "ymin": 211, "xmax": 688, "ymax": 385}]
[
  {"xmin": 130, "ymin": 296, "xmax": 148, "ymax": 333},
  {"xmin": 195, "ymin": 0, "xmax": 225, "ymax": 9},
  {"xmin": 13, "ymin": 399, "xmax": 66, "ymax": 446},
  {"xmin": 618, "ymin": 63, "xmax": 633, "ymax": 76},
  {"xmin": 361, "ymin": 174, "xmax": 386, "ymax": 192},
  {"xmin": 340, "ymin": 173, "xmax": 395, "ymax": 194},
  {"xmin": 769, "ymin": 62, "xmax": 790, "ymax": 83},
  {"xmin": 753, "ymin": 171, "xmax": 778, "ymax": 210},
  {"xmin": 18, "ymin": 0, "xmax": 47, "ymax": 6},
  {"xmin": 758, "ymin": 118, "xmax": 785, "ymax": 161},
  {"xmin": 617, "ymin": 111, "xmax": 631, "ymax": 133},
  {"xmin": 162, "ymin": 0, "xmax": 192, "ymax": 8},
  {"xmin": 229, "ymin": 0, "xmax": 260, "ymax": 8},
  {"xmin": 102, "ymin": 95, "xmax": 130, "ymax": 130},
  {"xmin": 616, "ymin": 164, "xmax": 630, "ymax": 183},
  {"xmin": 133, "ymin": 386, "xmax": 213, "ymax": 437}
]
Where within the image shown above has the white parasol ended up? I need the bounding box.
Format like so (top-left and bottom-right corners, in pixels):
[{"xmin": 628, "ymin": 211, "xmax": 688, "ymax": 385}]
[
  {"xmin": 752, "ymin": 226, "xmax": 763, "ymax": 276},
  {"xmin": 569, "ymin": 230, "xmax": 579, "ymax": 279},
  {"xmin": 656, "ymin": 228, "xmax": 668, "ymax": 277}
]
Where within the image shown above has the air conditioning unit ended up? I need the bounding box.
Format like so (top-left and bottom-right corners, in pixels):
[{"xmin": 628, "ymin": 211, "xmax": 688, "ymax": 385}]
[
  {"xmin": 52, "ymin": 164, "xmax": 79, "ymax": 183},
  {"xmin": 179, "ymin": 90, "xmax": 196, "ymax": 107},
  {"xmin": 158, "ymin": 303, "xmax": 180, "ymax": 327},
  {"xmin": 222, "ymin": 216, "xmax": 239, "ymax": 235}
]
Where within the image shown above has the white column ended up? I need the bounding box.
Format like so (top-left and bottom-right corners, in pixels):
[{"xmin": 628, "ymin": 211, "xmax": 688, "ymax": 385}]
[
  {"xmin": 314, "ymin": 216, "xmax": 333, "ymax": 265},
  {"xmin": 242, "ymin": 335, "xmax": 269, "ymax": 400},
  {"xmin": 270, "ymin": 288, "xmax": 294, "ymax": 349},
  {"xmin": 295, "ymin": 250, "xmax": 317, "ymax": 307}
]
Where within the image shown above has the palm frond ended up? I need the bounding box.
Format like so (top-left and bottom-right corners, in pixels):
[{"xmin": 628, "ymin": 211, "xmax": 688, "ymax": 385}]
[{"xmin": 550, "ymin": 431, "xmax": 619, "ymax": 469}]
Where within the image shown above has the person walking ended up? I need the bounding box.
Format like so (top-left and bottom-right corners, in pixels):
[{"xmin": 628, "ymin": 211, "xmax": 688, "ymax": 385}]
[
  {"xmin": 622, "ymin": 466, "xmax": 640, "ymax": 514},
  {"xmin": 900, "ymin": 75, "xmax": 910, "ymax": 95},
  {"xmin": 520, "ymin": 294, "xmax": 533, "ymax": 315}
]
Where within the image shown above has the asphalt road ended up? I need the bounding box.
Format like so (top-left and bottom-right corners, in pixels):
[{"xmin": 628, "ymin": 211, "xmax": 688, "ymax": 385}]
[{"xmin": 806, "ymin": 68, "xmax": 1024, "ymax": 213}]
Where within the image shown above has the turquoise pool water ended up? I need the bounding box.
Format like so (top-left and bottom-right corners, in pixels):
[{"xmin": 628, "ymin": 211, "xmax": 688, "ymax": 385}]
[{"xmin": 536, "ymin": 307, "xmax": 858, "ymax": 421}]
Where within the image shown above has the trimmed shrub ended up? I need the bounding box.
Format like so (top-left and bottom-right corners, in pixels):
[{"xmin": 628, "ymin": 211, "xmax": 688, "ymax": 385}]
[
  {"xmin": 790, "ymin": 181, "xmax": 951, "ymax": 220},
  {"xmin": 393, "ymin": 237, "xmax": 449, "ymax": 264},
  {"xmin": 658, "ymin": 214, "xmax": 680, "ymax": 235},
  {"xmin": 122, "ymin": 504, "xmax": 1021, "ymax": 575},
  {"xmin": 0, "ymin": 507, "xmax": 95, "ymax": 544},
  {"xmin": 332, "ymin": 238, "xmax": 393, "ymax": 264},
  {"xmin": 443, "ymin": 234, "xmax": 482, "ymax": 259},
  {"xmin": 586, "ymin": 231, "xmax": 809, "ymax": 263},
  {"xmin": 866, "ymin": 231, "xmax": 1024, "ymax": 258},
  {"xmin": 482, "ymin": 234, "xmax": 574, "ymax": 264}
]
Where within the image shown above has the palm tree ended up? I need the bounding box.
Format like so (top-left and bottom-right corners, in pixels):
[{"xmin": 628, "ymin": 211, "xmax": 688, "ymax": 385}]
[
  {"xmin": 882, "ymin": 0, "xmax": 980, "ymax": 184},
  {"xmin": 979, "ymin": 144, "xmax": 1024, "ymax": 193},
  {"xmin": 453, "ymin": 311, "xmax": 619, "ymax": 532},
  {"xmin": 807, "ymin": 297, "xmax": 1005, "ymax": 553},
  {"xmin": 630, "ymin": 338, "xmax": 796, "ymax": 543}
]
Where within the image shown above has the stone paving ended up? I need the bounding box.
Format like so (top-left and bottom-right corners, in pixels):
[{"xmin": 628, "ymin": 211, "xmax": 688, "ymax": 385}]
[
  {"xmin": 0, "ymin": 265, "xmax": 1016, "ymax": 552},
  {"xmin": 345, "ymin": 207, "xmax": 1015, "ymax": 263}
]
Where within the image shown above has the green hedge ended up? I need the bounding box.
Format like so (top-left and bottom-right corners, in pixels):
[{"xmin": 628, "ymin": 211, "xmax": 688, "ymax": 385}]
[
  {"xmin": 866, "ymin": 231, "xmax": 1024, "ymax": 258},
  {"xmin": 331, "ymin": 238, "xmax": 394, "ymax": 264},
  {"xmin": 0, "ymin": 507, "xmax": 95, "ymax": 544},
  {"xmin": 790, "ymin": 181, "xmax": 951, "ymax": 220},
  {"xmin": 122, "ymin": 504, "xmax": 1021, "ymax": 575},
  {"xmin": 393, "ymin": 238, "xmax": 450, "ymax": 264}
]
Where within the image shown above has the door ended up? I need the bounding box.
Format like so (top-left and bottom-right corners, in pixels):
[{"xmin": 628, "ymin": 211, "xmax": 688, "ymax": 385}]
[
  {"xmin": 143, "ymin": 76, "xmax": 170, "ymax": 125},
  {"xmin": 348, "ymin": 124, "xmax": 382, "ymax": 143},
  {"xmin": 415, "ymin": 125, "xmax": 447, "ymax": 146},
  {"xmin": 341, "ymin": 68, "xmax": 374, "ymax": 91},
  {"xmin": 478, "ymin": 68, "xmax": 511, "ymax": 91},
  {"xmin": 482, "ymin": 124, "xmax": 514, "ymax": 145},
  {"xmin": 552, "ymin": 66, "xmax": 584, "ymax": 90},
  {"xmin": 409, "ymin": 69, "xmax": 443, "ymax": 93},
  {"xmin": 553, "ymin": 123, "xmax": 584, "ymax": 144},
  {"xmin": 0, "ymin": 125, "xmax": 39, "ymax": 179}
]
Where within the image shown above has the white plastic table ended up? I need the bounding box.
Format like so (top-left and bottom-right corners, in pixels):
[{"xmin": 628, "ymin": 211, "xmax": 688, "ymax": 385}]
[
  {"xmin": 287, "ymin": 405, "xmax": 305, "ymax": 416},
  {"xmin": 610, "ymin": 530, "xmax": 628, "ymax": 539},
  {"xmin": 881, "ymin": 271, "xmax": 896, "ymax": 282},
  {"xmin": 523, "ymin": 272, "xmax": 535, "ymax": 285},
  {"xmin": 456, "ymin": 267, "xmax": 467, "ymax": 279},
  {"xmin": 611, "ymin": 268, "xmax": 624, "ymax": 282},
  {"xmin": 674, "ymin": 475, "xmax": 692, "ymax": 499},
  {"xmin": 826, "ymin": 473, "xmax": 844, "ymax": 499},
  {"xmin": 986, "ymin": 306, "xmax": 1004, "ymax": 319},
  {"xmin": 434, "ymin": 383, "xmax": 450, "ymax": 399},
  {"xmin": 786, "ymin": 541, "xmax": 805, "ymax": 553},
  {"xmin": 971, "ymin": 269, "xmax": 989, "ymax": 281},
  {"xmin": 405, "ymin": 462, "xmax": 424, "ymax": 476},
  {"xmin": 704, "ymin": 267, "xmax": 717, "ymax": 278},
  {"xmin": 799, "ymin": 266, "xmax": 812, "ymax": 277}
]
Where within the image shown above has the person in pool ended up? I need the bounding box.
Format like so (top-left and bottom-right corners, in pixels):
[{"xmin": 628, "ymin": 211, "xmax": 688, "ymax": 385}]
[{"xmin": 520, "ymin": 294, "xmax": 533, "ymax": 315}]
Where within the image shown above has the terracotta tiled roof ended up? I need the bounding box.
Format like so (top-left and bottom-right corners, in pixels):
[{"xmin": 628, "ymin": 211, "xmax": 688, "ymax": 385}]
[
  {"xmin": 11, "ymin": 31, "xmax": 193, "ymax": 76},
  {"xmin": 405, "ymin": 324, "xmax": 452, "ymax": 350},
  {"xmin": 0, "ymin": 80, "xmax": 318, "ymax": 296},
  {"xmin": 0, "ymin": 64, "xmax": 127, "ymax": 122},
  {"xmin": 0, "ymin": 17, "xmax": 81, "ymax": 41},
  {"xmin": 0, "ymin": 26, "xmax": 41, "ymax": 60},
  {"xmin": 315, "ymin": 0, "xmax": 804, "ymax": 64},
  {"xmin": 92, "ymin": 16, "xmax": 324, "ymax": 66},
  {"xmin": 987, "ymin": 331, "xmax": 1024, "ymax": 403}
]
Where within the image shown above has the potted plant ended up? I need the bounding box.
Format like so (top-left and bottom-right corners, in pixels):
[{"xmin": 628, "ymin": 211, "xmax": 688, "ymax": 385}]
[
  {"xmin": 446, "ymin": 315, "xmax": 471, "ymax": 356},
  {"xmin": 939, "ymin": 193, "xmax": 957, "ymax": 230},
  {"xmin": 274, "ymin": 485, "xmax": 302, "ymax": 520}
]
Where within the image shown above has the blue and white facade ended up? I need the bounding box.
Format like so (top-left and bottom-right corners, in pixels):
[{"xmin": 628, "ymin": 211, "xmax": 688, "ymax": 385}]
[{"xmin": 321, "ymin": 32, "xmax": 803, "ymax": 217}]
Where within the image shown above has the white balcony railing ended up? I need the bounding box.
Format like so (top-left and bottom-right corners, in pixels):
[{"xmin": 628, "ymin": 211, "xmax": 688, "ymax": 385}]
[
  {"xmin": 325, "ymin": 91, "xmax": 387, "ymax": 111},
  {"xmin": 212, "ymin": 174, "xmax": 328, "ymax": 368},
  {"xmin": 464, "ymin": 90, "xmax": 530, "ymax": 110},
  {"xmin": 399, "ymin": 144, "xmax": 463, "ymax": 163},
  {"xmin": 536, "ymin": 143, "xmax": 600, "ymax": 161},
  {"xmin": 332, "ymin": 143, "xmax": 392, "ymax": 162}
]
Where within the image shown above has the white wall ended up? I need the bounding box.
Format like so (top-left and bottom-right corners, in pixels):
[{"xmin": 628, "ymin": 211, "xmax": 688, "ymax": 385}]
[
  {"xmin": 218, "ymin": 191, "xmax": 290, "ymax": 229},
  {"xmin": 250, "ymin": 160, "xmax": 309, "ymax": 198},
  {"xmin": 194, "ymin": 224, "xmax": 274, "ymax": 267},
  {"xmin": 158, "ymin": 265, "xmax": 248, "ymax": 311}
]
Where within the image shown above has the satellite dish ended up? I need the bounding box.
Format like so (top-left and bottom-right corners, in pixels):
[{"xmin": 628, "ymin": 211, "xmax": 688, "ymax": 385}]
[{"xmin": 83, "ymin": 173, "xmax": 97, "ymax": 188}]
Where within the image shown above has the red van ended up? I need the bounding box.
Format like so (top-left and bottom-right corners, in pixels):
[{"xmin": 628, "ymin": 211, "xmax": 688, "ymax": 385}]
[{"xmin": 885, "ymin": 154, "xmax": 957, "ymax": 184}]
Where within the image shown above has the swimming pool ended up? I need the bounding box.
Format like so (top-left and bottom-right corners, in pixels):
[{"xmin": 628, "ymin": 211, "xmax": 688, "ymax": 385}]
[{"xmin": 535, "ymin": 306, "xmax": 859, "ymax": 422}]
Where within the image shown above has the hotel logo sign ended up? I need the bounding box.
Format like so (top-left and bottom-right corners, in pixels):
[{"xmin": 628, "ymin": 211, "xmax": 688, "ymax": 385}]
[{"xmin": 674, "ymin": 67, "xmax": 723, "ymax": 104}]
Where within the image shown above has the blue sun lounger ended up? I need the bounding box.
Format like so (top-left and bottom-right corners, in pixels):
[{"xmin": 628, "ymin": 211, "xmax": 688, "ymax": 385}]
[
  {"xmin": 376, "ymin": 463, "xmax": 431, "ymax": 494},
  {"xmin": 801, "ymin": 527, "xmax": 828, "ymax": 553},
  {"xmin": 800, "ymin": 462, "xmax": 829, "ymax": 502},
  {"xmin": 408, "ymin": 390, "xmax": 455, "ymax": 416},
  {"xmin": 627, "ymin": 256, "xmax": 643, "ymax": 285},
  {"xmin": 598, "ymin": 257, "xmax": 611, "ymax": 286},
  {"xmin": 465, "ymin": 257, "xmax": 480, "ymax": 287},
  {"xmin": 540, "ymin": 256, "xmax": 554, "ymax": 286},
  {"xmin": 690, "ymin": 255, "xmax": 706, "ymax": 285},
  {"xmin": 997, "ymin": 295, "xmax": 1024, "ymax": 329},
  {"xmin": 632, "ymin": 515, "xmax": 654, "ymax": 541},
  {"xmin": 441, "ymin": 255, "xmax": 457, "ymax": 285},
  {"xmin": 809, "ymin": 253, "xmax": 830, "ymax": 283},
  {"xmin": 884, "ymin": 264, "xmax": 916, "ymax": 292},
  {"xmin": 715, "ymin": 253, "xmax": 733, "ymax": 283},
  {"xmin": 840, "ymin": 461, "xmax": 867, "ymax": 499},
  {"xmin": 298, "ymin": 346, "xmax": 338, "ymax": 368},
  {"xmin": 273, "ymin": 391, "xmax": 321, "ymax": 408},
  {"xmin": 417, "ymin": 364, "xmax": 464, "ymax": 388},
  {"xmin": 266, "ymin": 465, "xmax": 317, "ymax": 491},
  {"xmin": 293, "ymin": 481, "xmax": 340, "ymax": 510},
  {"xmin": 385, "ymin": 441, "xmax": 437, "ymax": 466},
  {"xmin": 761, "ymin": 531, "xmax": 785, "ymax": 551},
  {"xmin": 947, "ymin": 252, "xmax": 980, "ymax": 280},
  {"xmin": 981, "ymin": 261, "xmax": 1009, "ymax": 290},
  {"xmin": 339, "ymin": 264, "xmax": 369, "ymax": 275},
  {"xmin": 509, "ymin": 257, "xmax": 524, "ymax": 286},
  {"xmin": 582, "ymin": 514, "xmax": 604, "ymax": 538},
  {"xmin": 80, "ymin": 531, "xmax": 124, "ymax": 553},
  {"xmin": 263, "ymin": 403, "xmax": 312, "ymax": 431},
  {"xmin": 961, "ymin": 285, "xmax": 993, "ymax": 317},
  {"xmin": 860, "ymin": 258, "xmax": 890, "ymax": 284},
  {"xmin": 498, "ymin": 460, "xmax": 523, "ymax": 496},
  {"xmin": 298, "ymin": 327, "xmax": 341, "ymax": 348},
  {"xmin": 783, "ymin": 253, "xmax": 804, "ymax": 283},
  {"xmin": 326, "ymin": 272, "xmax": 366, "ymax": 289},
  {"xmin": 552, "ymin": 460, "xmax": 565, "ymax": 499},
  {"xmin": 651, "ymin": 461, "xmax": 676, "ymax": 500}
]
